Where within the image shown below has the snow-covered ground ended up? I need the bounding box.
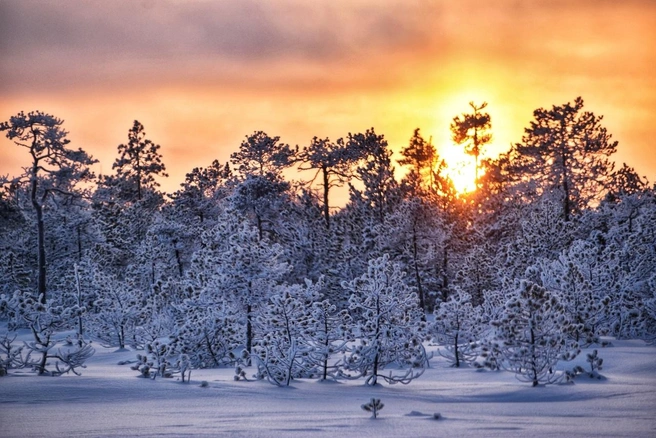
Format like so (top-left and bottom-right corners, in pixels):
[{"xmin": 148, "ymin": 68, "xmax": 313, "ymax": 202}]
[{"xmin": 1, "ymin": 333, "xmax": 655, "ymax": 437}]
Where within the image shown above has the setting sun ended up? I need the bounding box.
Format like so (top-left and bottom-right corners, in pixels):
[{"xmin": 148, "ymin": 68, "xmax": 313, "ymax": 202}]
[
  {"xmin": 424, "ymin": 92, "xmax": 504, "ymax": 195},
  {"xmin": 438, "ymin": 145, "xmax": 478, "ymax": 194}
]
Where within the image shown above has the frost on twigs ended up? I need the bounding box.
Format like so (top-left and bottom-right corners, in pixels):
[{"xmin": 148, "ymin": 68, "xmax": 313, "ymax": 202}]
[{"xmin": 361, "ymin": 398, "xmax": 384, "ymax": 419}]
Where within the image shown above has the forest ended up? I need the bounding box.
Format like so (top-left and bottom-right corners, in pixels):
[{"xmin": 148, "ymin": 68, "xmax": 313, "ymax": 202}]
[{"xmin": 1, "ymin": 96, "xmax": 654, "ymax": 388}]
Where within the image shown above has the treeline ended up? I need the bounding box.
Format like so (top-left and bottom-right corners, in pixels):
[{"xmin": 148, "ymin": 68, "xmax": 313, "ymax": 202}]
[{"xmin": 0, "ymin": 97, "xmax": 654, "ymax": 386}]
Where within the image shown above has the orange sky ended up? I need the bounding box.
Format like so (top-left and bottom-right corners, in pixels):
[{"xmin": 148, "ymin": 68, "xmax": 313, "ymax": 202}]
[{"xmin": 1, "ymin": 0, "xmax": 655, "ymax": 195}]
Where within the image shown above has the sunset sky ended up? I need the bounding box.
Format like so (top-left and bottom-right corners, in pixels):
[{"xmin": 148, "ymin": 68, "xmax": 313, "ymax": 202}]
[{"xmin": 1, "ymin": 0, "xmax": 655, "ymax": 194}]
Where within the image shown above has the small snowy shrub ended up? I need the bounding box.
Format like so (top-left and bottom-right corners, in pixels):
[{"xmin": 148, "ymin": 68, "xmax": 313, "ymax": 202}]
[
  {"xmin": 571, "ymin": 349, "xmax": 604, "ymax": 380},
  {"xmin": 169, "ymin": 353, "xmax": 192, "ymax": 382},
  {"xmin": 0, "ymin": 291, "xmax": 95, "ymax": 376},
  {"xmin": 234, "ymin": 365, "xmax": 248, "ymax": 381},
  {"xmin": 361, "ymin": 398, "xmax": 384, "ymax": 419},
  {"xmin": 131, "ymin": 341, "xmax": 173, "ymax": 379}
]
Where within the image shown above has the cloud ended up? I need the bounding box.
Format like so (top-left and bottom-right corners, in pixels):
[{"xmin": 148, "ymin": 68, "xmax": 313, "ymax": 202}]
[
  {"xmin": 0, "ymin": 0, "xmax": 451, "ymax": 94},
  {"xmin": 2, "ymin": 0, "xmax": 652, "ymax": 98},
  {"xmin": 1, "ymin": 0, "xmax": 654, "ymax": 189}
]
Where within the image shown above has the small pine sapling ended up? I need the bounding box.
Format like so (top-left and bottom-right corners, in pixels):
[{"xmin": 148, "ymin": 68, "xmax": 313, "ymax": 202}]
[
  {"xmin": 234, "ymin": 365, "xmax": 248, "ymax": 381},
  {"xmin": 361, "ymin": 398, "xmax": 384, "ymax": 419},
  {"xmin": 170, "ymin": 354, "xmax": 192, "ymax": 383},
  {"xmin": 586, "ymin": 350, "xmax": 603, "ymax": 376},
  {"xmin": 131, "ymin": 341, "xmax": 173, "ymax": 379},
  {"xmin": 572, "ymin": 349, "xmax": 604, "ymax": 379},
  {"xmin": 131, "ymin": 353, "xmax": 153, "ymax": 378}
]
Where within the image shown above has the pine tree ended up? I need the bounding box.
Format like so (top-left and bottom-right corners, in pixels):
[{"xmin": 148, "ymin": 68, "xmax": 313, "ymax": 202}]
[
  {"xmin": 299, "ymin": 136, "xmax": 364, "ymax": 229},
  {"xmin": 348, "ymin": 129, "xmax": 400, "ymax": 224},
  {"xmin": 540, "ymin": 240, "xmax": 607, "ymax": 346},
  {"xmin": 168, "ymin": 159, "xmax": 231, "ymax": 225},
  {"xmin": 88, "ymin": 266, "xmax": 144, "ymax": 350},
  {"xmin": 432, "ymin": 288, "xmax": 484, "ymax": 367},
  {"xmin": 193, "ymin": 212, "xmax": 290, "ymax": 364},
  {"xmin": 450, "ymin": 102, "xmax": 492, "ymax": 188},
  {"xmin": 253, "ymin": 282, "xmax": 318, "ymax": 386},
  {"xmin": 101, "ymin": 120, "xmax": 168, "ymax": 203},
  {"xmin": 508, "ymin": 97, "xmax": 617, "ymax": 221},
  {"xmin": 378, "ymin": 198, "xmax": 448, "ymax": 312},
  {"xmin": 307, "ymin": 293, "xmax": 353, "ymax": 380},
  {"xmin": 491, "ymin": 279, "xmax": 580, "ymax": 386},
  {"xmin": 398, "ymin": 128, "xmax": 439, "ymax": 196},
  {"xmin": 0, "ymin": 111, "xmax": 97, "ymax": 304},
  {"xmin": 342, "ymin": 254, "xmax": 428, "ymax": 385}
]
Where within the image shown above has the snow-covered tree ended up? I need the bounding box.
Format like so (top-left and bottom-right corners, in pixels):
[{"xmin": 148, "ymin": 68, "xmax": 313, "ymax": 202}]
[
  {"xmin": 342, "ymin": 254, "xmax": 428, "ymax": 385},
  {"xmin": 0, "ymin": 111, "xmax": 97, "ymax": 304},
  {"xmin": 507, "ymin": 97, "xmax": 617, "ymax": 221},
  {"xmin": 378, "ymin": 198, "xmax": 448, "ymax": 312},
  {"xmin": 100, "ymin": 120, "xmax": 168, "ymax": 203},
  {"xmin": 299, "ymin": 136, "xmax": 364, "ymax": 229},
  {"xmin": 490, "ymin": 279, "xmax": 580, "ymax": 386},
  {"xmin": 540, "ymin": 240, "xmax": 607, "ymax": 346},
  {"xmin": 348, "ymin": 129, "xmax": 400, "ymax": 224},
  {"xmin": 253, "ymin": 282, "xmax": 319, "ymax": 386},
  {"xmin": 168, "ymin": 277, "xmax": 240, "ymax": 369},
  {"xmin": 230, "ymin": 131, "xmax": 297, "ymax": 239},
  {"xmin": 89, "ymin": 269, "xmax": 143, "ymax": 350},
  {"xmin": 432, "ymin": 288, "xmax": 485, "ymax": 367},
  {"xmin": 168, "ymin": 159, "xmax": 231, "ymax": 225},
  {"xmin": 307, "ymin": 296, "xmax": 353, "ymax": 380},
  {"xmin": 193, "ymin": 213, "xmax": 290, "ymax": 364}
]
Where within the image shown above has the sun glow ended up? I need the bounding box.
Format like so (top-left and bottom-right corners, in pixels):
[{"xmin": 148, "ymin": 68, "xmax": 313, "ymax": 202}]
[
  {"xmin": 437, "ymin": 144, "xmax": 478, "ymax": 193},
  {"xmin": 425, "ymin": 90, "xmax": 493, "ymax": 194}
]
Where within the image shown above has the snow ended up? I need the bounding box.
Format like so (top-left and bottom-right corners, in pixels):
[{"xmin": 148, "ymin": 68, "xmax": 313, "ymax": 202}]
[{"xmin": 2, "ymin": 331, "xmax": 655, "ymax": 437}]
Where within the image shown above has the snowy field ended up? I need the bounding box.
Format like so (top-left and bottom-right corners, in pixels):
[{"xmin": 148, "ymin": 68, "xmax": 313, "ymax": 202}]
[{"xmin": 2, "ymin": 333, "xmax": 655, "ymax": 438}]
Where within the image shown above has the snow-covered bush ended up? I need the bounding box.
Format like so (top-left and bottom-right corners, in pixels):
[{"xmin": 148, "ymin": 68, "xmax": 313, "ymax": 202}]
[
  {"xmin": 0, "ymin": 291, "xmax": 94, "ymax": 376},
  {"xmin": 0, "ymin": 333, "xmax": 22, "ymax": 375},
  {"xmin": 131, "ymin": 340, "xmax": 190, "ymax": 380}
]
